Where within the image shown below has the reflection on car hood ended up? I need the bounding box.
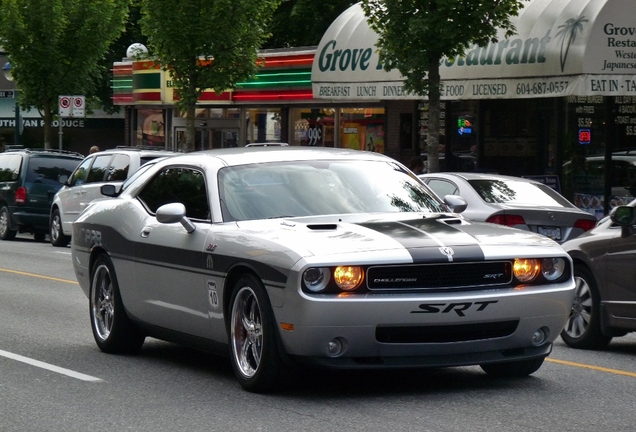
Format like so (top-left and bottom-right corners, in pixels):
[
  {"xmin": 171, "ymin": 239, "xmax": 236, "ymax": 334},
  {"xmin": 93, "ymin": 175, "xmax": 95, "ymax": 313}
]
[{"xmin": 235, "ymin": 212, "xmax": 559, "ymax": 260}]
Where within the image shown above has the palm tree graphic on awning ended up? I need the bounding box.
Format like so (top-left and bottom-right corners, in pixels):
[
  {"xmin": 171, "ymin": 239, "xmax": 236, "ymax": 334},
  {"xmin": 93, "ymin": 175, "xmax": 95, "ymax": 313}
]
[{"xmin": 557, "ymin": 15, "xmax": 589, "ymax": 73}]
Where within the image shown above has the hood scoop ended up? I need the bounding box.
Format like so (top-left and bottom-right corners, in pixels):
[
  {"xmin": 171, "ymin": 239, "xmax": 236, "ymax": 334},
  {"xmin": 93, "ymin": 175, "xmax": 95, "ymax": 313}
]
[{"xmin": 307, "ymin": 224, "xmax": 338, "ymax": 230}]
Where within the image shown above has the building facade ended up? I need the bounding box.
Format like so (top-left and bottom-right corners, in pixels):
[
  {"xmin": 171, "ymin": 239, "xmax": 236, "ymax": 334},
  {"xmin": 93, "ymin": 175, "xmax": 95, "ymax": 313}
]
[{"xmin": 113, "ymin": 0, "xmax": 636, "ymax": 218}]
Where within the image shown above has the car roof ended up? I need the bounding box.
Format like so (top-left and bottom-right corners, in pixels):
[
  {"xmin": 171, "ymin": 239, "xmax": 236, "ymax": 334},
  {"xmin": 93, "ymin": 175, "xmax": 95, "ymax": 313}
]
[
  {"xmin": 420, "ymin": 172, "xmax": 542, "ymax": 184},
  {"xmin": 2, "ymin": 147, "xmax": 84, "ymax": 158},
  {"xmin": 93, "ymin": 146, "xmax": 180, "ymax": 157},
  {"xmin": 153, "ymin": 147, "xmax": 393, "ymax": 167}
]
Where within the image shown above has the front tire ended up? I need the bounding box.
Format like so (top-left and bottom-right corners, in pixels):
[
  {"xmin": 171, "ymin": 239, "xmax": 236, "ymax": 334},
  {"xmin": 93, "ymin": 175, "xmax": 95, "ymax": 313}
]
[
  {"xmin": 560, "ymin": 265, "xmax": 612, "ymax": 350},
  {"xmin": 90, "ymin": 254, "xmax": 145, "ymax": 354},
  {"xmin": 228, "ymin": 274, "xmax": 284, "ymax": 392},
  {"xmin": 481, "ymin": 357, "xmax": 545, "ymax": 377},
  {"xmin": 50, "ymin": 209, "xmax": 70, "ymax": 247},
  {"xmin": 0, "ymin": 206, "xmax": 17, "ymax": 240}
]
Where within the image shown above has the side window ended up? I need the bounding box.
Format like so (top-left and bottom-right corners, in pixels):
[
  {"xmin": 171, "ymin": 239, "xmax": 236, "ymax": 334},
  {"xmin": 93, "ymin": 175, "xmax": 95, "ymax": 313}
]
[
  {"xmin": 107, "ymin": 154, "xmax": 130, "ymax": 181},
  {"xmin": 137, "ymin": 167, "xmax": 210, "ymax": 220},
  {"xmin": 69, "ymin": 158, "xmax": 92, "ymax": 186},
  {"xmin": 426, "ymin": 179, "xmax": 458, "ymax": 198},
  {"xmin": 86, "ymin": 155, "xmax": 112, "ymax": 183},
  {"xmin": 0, "ymin": 154, "xmax": 22, "ymax": 181}
]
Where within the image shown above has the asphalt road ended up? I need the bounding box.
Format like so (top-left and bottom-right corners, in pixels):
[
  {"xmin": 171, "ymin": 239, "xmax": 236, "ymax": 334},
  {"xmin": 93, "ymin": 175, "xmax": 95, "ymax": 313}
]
[{"xmin": 1, "ymin": 234, "xmax": 636, "ymax": 432}]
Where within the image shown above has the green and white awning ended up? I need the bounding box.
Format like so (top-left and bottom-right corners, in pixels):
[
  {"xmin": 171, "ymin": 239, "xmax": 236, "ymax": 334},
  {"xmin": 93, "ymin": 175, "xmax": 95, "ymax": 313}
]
[{"xmin": 312, "ymin": 0, "xmax": 636, "ymax": 100}]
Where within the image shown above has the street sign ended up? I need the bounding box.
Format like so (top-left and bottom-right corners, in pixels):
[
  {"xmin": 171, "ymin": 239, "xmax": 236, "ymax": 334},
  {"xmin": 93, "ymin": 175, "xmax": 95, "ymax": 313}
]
[
  {"xmin": 59, "ymin": 95, "xmax": 85, "ymax": 118},
  {"xmin": 0, "ymin": 90, "xmax": 15, "ymax": 99}
]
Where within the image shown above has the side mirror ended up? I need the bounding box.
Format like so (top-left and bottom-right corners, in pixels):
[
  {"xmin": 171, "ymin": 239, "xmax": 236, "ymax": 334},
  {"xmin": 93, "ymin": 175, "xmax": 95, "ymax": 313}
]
[
  {"xmin": 444, "ymin": 194, "xmax": 468, "ymax": 213},
  {"xmin": 610, "ymin": 205, "xmax": 635, "ymax": 237},
  {"xmin": 156, "ymin": 202, "xmax": 196, "ymax": 233},
  {"xmin": 100, "ymin": 184, "xmax": 119, "ymax": 197},
  {"xmin": 58, "ymin": 174, "xmax": 68, "ymax": 184}
]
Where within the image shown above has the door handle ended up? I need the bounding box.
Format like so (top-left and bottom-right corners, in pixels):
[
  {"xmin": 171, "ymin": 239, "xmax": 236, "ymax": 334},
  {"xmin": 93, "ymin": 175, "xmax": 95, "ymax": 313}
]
[{"xmin": 140, "ymin": 226, "xmax": 152, "ymax": 238}]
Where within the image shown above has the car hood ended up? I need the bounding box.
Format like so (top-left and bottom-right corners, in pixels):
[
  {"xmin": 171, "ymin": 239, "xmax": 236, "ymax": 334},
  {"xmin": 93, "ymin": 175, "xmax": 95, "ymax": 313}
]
[{"xmin": 234, "ymin": 212, "xmax": 559, "ymax": 261}]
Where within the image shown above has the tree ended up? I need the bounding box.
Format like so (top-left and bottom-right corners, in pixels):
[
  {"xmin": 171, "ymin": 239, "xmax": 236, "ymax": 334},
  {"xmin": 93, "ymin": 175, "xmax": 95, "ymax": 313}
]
[
  {"xmin": 264, "ymin": 0, "xmax": 358, "ymax": 49},
  {"xmin": 140, "ymin": 0, "xmax": 282, "ymax": 152},
  {"xmin": 361, "ymin": 0, "xmax": 525, "ymax": 172},
  {"xmin": 0, "ymin": 0, "xmax": 130, "ymax": 149}
]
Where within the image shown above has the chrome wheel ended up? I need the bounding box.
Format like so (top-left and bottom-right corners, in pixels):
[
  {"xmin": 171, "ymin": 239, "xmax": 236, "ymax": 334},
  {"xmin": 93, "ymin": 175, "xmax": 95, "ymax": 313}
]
[
  {"xmin": 563, "ymin": 275, "xmax": 593, "ymax": 339},
  {"xmin": 231, "ymin": 286, "xmax": 263, "ymax": 379},
  {"xmin": 91, "ymin": 261, "xmax": 114, "ymax": 342}
]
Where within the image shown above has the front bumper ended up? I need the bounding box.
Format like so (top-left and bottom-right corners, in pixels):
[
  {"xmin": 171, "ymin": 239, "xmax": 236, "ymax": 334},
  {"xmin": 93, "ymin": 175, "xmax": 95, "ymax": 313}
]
[{"xmin": 272, "ymin": 283, "xmax": 573, "ymax": 369}]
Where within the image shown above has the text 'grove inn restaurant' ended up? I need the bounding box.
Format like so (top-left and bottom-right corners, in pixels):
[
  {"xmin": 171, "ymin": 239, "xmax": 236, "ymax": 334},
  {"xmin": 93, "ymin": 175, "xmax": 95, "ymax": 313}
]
[{"xmin": 311, "ymin": 0, "xmax": 636, "ymax": 217}]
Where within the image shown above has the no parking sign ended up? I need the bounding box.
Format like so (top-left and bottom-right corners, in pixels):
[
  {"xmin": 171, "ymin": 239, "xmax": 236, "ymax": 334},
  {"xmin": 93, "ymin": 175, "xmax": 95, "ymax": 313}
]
[{"xmin": 58, "ymin": 95, "xmax": 85, "ymax": 118}]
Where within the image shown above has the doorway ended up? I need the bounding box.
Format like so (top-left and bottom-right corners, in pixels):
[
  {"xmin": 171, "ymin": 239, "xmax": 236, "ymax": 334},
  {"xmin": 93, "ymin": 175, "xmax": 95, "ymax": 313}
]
[{"xmin": 174, "ymin": 127, "xmax": 240, "ymax": 150}]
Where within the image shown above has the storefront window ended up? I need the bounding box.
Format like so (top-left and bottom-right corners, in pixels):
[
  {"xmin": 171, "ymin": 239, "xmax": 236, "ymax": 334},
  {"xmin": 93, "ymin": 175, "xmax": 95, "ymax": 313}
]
[
  {"xmin": 245, "ymin": 108, "xmax": 282, "ymax": 143},
  {"xmin": 339, "ymin": 108, "xmax": 385, "ymax": 153},
  {"xmin": 136, "ymin": 109, "xmax": 165, "ymax": 146},
  {"xmin": 290, "ymin": 108, "xmax": 335, "ymax": 146}
]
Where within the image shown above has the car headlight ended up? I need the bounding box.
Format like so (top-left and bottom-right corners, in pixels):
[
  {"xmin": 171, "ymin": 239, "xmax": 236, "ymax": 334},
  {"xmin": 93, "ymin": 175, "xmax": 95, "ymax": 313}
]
[
  {"xmin": 513, "ymin": 258, "xmax": 540, "ymax": 282},
  {"xmin": 302, "ymin": 267, "xmax": 330, "ymax": 292},
  {"xmin": 541, "ymin": 257, "xmax": 566, "ymax": 281},
  {"xmin": 333, "ymin": 266, "xmax": 364, "ymax": 291}
]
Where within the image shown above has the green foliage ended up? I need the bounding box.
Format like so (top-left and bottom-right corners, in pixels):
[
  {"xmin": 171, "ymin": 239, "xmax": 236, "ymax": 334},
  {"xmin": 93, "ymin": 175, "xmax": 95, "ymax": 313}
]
[
  {"xmin": 140, "ymin": 0, "xmax": 282, "ymax": 151},
  {"xmin": 0, "ymin": 0, "xmax": 131, "ymax": 148},
  {"xmin": 264, "ymin": 0, "xmax": 358, "ymax": 48},
  {"xmin": 361, "ymin": 0, "xmax": 525, "ymax": 172},
  {"xmin": 361, "ymin": 0, "xmax": 524, "ymax": 96}
]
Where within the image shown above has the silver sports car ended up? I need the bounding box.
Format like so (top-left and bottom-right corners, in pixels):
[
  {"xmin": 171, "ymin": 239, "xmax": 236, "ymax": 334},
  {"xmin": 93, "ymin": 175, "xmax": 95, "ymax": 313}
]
[{"xmin": 71, "ymin": 147, "xmax": 575, "ymax": 392}]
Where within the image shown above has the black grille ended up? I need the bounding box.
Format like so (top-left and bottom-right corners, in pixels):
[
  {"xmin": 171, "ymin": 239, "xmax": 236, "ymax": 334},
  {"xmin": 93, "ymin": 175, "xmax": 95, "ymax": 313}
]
[
  {"xmin": 367, "ymin": 261, "xmax": 512, "ymax": 291},
  {"xmin": 376, "ymin": 320, "xmax": 519, "ymax": 343}
]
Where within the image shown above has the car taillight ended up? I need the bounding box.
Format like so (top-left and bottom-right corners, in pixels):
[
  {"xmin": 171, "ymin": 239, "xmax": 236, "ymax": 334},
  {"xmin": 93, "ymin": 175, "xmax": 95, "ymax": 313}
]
[
  {"xmin": 14, "ymin": 186, "xmax": 27, "ymax": 204},
  {"xmin": 574, "ymin": 219, "xmax": 596, "ymax": 232},
  {"xmin": 486, "ymin": 214, "xmax": 526, "ymax": 227}
]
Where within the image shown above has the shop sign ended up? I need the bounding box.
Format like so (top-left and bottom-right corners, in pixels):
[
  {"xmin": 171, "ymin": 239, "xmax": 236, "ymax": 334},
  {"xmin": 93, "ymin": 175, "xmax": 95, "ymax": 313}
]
[{"xmin": 312, "ymin": 0, "xmax": 636, "ymax": 101}]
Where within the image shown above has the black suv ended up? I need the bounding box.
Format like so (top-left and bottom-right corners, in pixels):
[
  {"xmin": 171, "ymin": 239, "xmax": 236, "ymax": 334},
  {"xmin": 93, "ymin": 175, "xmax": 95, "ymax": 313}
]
[{"xmin": 0, "ymin": 147, "xmax": 84, "ymax": 241}]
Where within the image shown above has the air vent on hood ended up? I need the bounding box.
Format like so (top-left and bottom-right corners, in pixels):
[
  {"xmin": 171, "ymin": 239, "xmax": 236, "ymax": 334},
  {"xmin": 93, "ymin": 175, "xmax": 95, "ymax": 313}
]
[{"xmin": 307, "ymin": 224, "xmax": 338, "ymax": 230}]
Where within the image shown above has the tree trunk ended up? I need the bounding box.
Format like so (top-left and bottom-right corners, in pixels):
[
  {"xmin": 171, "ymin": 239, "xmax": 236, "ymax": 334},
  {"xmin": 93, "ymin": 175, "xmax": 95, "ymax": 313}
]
[
  {"xmin": 43, "ymin": 105, "xmax": 53, "ymax": 150},
  {"xmin": 426, "ymin": 61, "xmax": 441, "ymax": 173},
  {"xmin": 184, "ymin": 104, "xmax": 196, "ymax": 152}
]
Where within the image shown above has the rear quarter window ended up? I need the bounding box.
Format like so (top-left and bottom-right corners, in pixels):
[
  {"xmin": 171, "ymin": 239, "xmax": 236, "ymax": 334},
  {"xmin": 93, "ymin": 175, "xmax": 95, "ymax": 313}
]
[
  {"xmin": 0, "ymin": 154, "xmax": 22, "ymax": 181},
  {"xmin": 26, "ymin": 156, "xmax": 81, "ymax": 186}
]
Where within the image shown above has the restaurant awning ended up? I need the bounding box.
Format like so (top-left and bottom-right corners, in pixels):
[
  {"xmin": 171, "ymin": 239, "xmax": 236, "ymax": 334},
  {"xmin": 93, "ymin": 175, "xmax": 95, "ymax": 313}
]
[{"xmin": 312, "ymin": 0, "xmax": 636, "ymax": 100}]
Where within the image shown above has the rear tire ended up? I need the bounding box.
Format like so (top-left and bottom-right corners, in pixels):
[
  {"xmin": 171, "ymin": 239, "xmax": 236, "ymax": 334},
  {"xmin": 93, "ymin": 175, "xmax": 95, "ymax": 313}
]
[
  {"xmin": 90, "ymin": 254, "xmax": 145, "ymax": 354},
  {"xmin": 228, "ymin": 274, "xmax": 284, "ymax": 392},
  {"xmin": 560, "ymin": 265, "xmax": 612, "ymax": 350},
  {"xmin": 0, "ymin": 206, "xmax": 17, "ymax": 240},
  {"xmin": 50, "ymin": 209, "xmax": 70, "ymax": 247},
  {"xmin": 481, "ymin": 357, "xmax": 545, "ymax": 377}
]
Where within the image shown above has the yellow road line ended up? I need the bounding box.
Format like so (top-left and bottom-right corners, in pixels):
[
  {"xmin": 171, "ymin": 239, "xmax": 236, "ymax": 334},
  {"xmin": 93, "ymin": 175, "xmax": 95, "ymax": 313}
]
[
  {"xmin": 0, "ymin": 268, "xmax": 78, "ymax": 285},
  {"xmin": 547, "ymin": 357, "xmax": 636, "ymax": 378}
]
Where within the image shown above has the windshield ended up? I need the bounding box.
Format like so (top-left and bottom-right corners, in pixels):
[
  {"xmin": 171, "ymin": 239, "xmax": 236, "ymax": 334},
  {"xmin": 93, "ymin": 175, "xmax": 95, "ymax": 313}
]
[{"xmin": 218, "ymin": 160, "xmax": 446, "ymax": 221}]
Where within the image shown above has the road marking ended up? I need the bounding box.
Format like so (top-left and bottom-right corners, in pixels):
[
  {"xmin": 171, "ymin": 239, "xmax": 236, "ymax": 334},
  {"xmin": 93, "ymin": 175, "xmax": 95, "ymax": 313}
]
[
  {"xmin": 0, "ymin": 349, "xmax": 103, "ymax": 382},
  {"xmin": 0, "ymin": 267, "xmax": 78, "ymax": 285},
  {"xmin": 547, "ymin": 358, "xmax": 636, "ymax": 378}
]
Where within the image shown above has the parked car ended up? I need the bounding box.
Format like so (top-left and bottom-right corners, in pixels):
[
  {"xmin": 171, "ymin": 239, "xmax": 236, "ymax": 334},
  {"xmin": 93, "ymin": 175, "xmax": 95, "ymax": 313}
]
[
  {"xmin": 71, "ymin": 146, "xmax": 574, "ymax": 392},
  {"xmin": 50, "ymin": 146, "xmax": 179, "ymax": 247},
  {"xmin": 421, "ymin": 151, "xmax": 477, "ymax": 173},
  {"xmin": 0, "ymin": 147, "xmax": 84, "ymax": 241},
  {"xmin": 419, "ymin": 172, "xmax": 598, "ymax": 244},
  {"xmin": 560, "ymin": 201, "xmax": 636, "ymax": 349}
]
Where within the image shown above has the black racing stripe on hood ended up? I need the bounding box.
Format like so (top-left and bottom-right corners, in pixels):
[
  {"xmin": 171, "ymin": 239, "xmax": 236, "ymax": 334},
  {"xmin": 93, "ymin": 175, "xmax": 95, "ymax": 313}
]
[{"xmin": 357, "ymin": 218, "xmax": 485, "ymax": 263}]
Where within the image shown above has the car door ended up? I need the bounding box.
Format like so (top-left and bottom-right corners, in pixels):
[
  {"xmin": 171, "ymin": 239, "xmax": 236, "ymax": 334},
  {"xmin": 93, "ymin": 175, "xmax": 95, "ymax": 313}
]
[
  {"xmin": 76, "ymin": 154, "xmax": 116, "ymax": 212},
  {"xmin": 131, "ymin": 165, "xmax": 213, "ymax": 338},
  {"xmin": 604, "ymin": 221, "xmax": 636, "ymax": 321}
]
